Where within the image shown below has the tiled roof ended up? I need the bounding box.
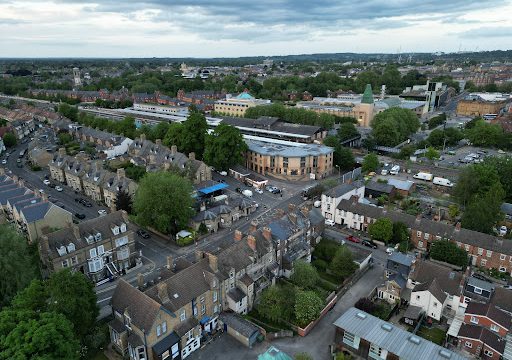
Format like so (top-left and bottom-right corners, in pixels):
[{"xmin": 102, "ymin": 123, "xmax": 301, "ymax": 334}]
[
  {"xmin": 20, "ymin": 202, "xmax": 52, "ymax": 223},
  {"xmin": 413, "ymin": 278, "xmax": 447, "ymax": 303},
  {"xmin": 458, "ymin": 323, "xmax": 506, "ymax": 354},
  {"xmin": 111, "ymin": 279, "xmax": 161, "ymax": 332},
  {"xmin": 409, "ymin": 260, "xmax": 463, "ymax": 296},
  {"xmin": 491, "ymin": 287, "xmax": 512, "ymax": 314},
  {"xmin": 219, "ymin": 312, "xmax": 260, "ymax": 338},
  {"xmin": 465, "ymin": 302, "xmax": 512, "ymax": 329}
]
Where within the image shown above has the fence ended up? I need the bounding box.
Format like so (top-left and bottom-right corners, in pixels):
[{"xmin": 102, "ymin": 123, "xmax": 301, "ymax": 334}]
[
  {"xmin": 267, "ymin": 330, "xmax": 293, "ymax": 340},
  {"xmin": 338, "ymin": 167, "xmax": 362, "ymax": 184}
]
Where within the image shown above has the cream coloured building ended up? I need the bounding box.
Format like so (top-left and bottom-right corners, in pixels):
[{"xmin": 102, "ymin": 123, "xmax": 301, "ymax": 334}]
[{"xmin": 214, "ymin": 91, "xmax": 271, "ymax": 117}]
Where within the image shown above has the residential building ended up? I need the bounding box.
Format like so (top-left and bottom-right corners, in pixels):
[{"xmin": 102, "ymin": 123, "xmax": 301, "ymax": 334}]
[
  {"xmin": 101, "ymin": 168, "xmax": 138, "ymax": 210},
  {"xmin": 39, "ymin": 210, "xmax": 137, "ymax": 282},
  {"xmin": 257, "ymin": 346, "xmax": 293, "ymax": 360},
  {"xmin": 321, "ymin": 182, "xmax": 365, "ymax": 222},
  {"xmin": 410, "ymin": 279, "xmax": 448, "ymax": 321},
  {"xmin": 463, "ymin": 302, "xmax": 511, "ymax": 337},
  {"xmin": 457, "ymin": 324, "xmax": 506, "ymax": 360},
  {"xmin": 336, "ymin": 199, "xmax": 512, "ymax": 274},
  {"xmin": 82, "ymin": 163, "xmax": 108, "ymax": 202},
  {"xmin": 245, "ymin": 135, "xmax": 333, "ymax": 181},
  {"xmin": 214, "ymin": 91, "xmax": 271, "ymax": 117},
  {"xmin": 48, "ymin": 148, "xmax": 70, "ymax": 183},
  {"xmin": 364, "ymin": 181, "xmax": 396, "ymax": 199},
  {"xmin": 63, "ymin": 158, "xmax": 87, "ymax": 192},
  {"xmin": 333, "ymin": 307, "xmax": 466, "ymax": 360},
  {"xmin": 218, "ymin": 312, "xmax": 262, "ymax": 348}
]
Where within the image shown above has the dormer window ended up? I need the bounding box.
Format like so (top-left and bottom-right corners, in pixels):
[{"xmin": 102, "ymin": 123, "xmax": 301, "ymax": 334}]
[
  {"xmin": 120, "ymin": 223, "xmax": 127, "ymax": 233},
  {"xmin": 57, "ymin": 245, "xmax": 67, "ymax": 256},
  {"xmin": 94, "ymin": 232, "xmax": 102, "ymax": 241},
  {"xmin": 66, "ymin": 243, "xmax": 76, "ymax": 253},
  {"xmin": 86, "ymin": 234, "xmax": 94, "ymax": 244},
  {"xmin": 112, "ymin": 226, "xmax": 120, "ymax": 235}
]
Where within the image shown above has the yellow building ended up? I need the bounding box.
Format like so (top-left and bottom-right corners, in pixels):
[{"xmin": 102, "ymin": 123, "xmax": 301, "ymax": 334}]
[
  {"xmin": 456, "ymin": 93, "xmax": 508, "ymax": 116},
  {"xmin": 214, "ymin": 91, "xmax": 271, "ymax": 117}
]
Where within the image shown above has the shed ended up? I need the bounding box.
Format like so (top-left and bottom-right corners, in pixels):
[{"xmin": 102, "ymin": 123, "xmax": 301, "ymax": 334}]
[{"xmin": 219, "ymin": 312, "xmax": 262, "ymax": 348}]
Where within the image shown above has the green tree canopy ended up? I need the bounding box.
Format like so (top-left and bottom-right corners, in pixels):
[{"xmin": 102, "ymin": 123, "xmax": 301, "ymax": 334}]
[
  {"xmin": 425, "ymin": 147, "xmax": 440, "ymax": 160},
  {"xmin": 115, "ymin": 188, "xmax": 133, "ymax": 213},
  {"xmin": 134, "ymin": 171, "xmax": 194, "ymax": 235},
  {"xmin": 465, "ymin": 119, "xmax": 503, "ymax": 147},
  {"xmin": 2, "ymin": 132, "xmax": 17, "ymax": 148},
  {"xmin": 291, "ymin": 260, "xmax": 320, "ymax": 289},
  {"xmin": 204, "ymin": 123, "xmax": 247, "ymax": 171},
  {"xmin": 368, "ymin": 218, "xmax": 393, "ymax": 243},
  {"xmin": 0, "ymin": 225, "xmax": 39, "ymax": 307},
  {"xmin": 338, "ymin": 122, "xmax": 359, "ymax": 141},
  {"xmin": 329, "ymin": 246, "xmax": 358, "ymax": 280},
  {"xmin": 362, "ymin": 153, "xmax": 379, "ymax": 173},
  {"xmin": 294, "ymin": 290, "xmax": 324, "ymax": 327},
  {"xmin": 163, "ymin": 122, "xmax": 185, "ymax": 149},
  {"xmin": 454, "ymin": 163, "xmax": 501, "ymax": 207},
  {"xmin": 391, "ymin": 222, "xmax": 410, "ymax": 245},
  {"xmin": 180, "ymin": 111, "xmax": 208, "ymax": 159},
  {"xmin": 430, "ymin": 240, "xmax": 469, "ymax": 267},
  {"xmin": 257, "ymin": 286, "xmax": 286, "ymax": 323},
  {"xmin": 371, "ymin": 108, "xmax": 420, "ymax": 146},
  {"xmin": 461, "ymin": 182, "xmax": 505, "ymax": 234}
]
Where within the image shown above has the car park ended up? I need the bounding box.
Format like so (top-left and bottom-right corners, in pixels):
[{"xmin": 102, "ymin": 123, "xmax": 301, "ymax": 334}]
[
  {"xmin": 346, "ymin": 235, "xmax": 361, "ymax": 243},
  {"xmin": 362, "ymin": 240, "xmax": 378, "ymax": 249},
  {"xmin": 75, "ymin": 213, "xmax": 86, "ymax": 219},
  {"xmin": 324, "ymin": 219, "xmax": 335, "ymax": 226},
  {"xmin": 55, "ymin": 186, "xmax": 63, "ymax": 192},
  {"xmin": 137, "ymin": 229, "xmax": 150, "ymax": 239}
]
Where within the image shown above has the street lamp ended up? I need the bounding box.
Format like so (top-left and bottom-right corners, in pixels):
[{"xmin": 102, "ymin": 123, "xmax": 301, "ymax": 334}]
[{"xmin": 335, "ymin": 165, "xmax": 340, "ymax": 176}]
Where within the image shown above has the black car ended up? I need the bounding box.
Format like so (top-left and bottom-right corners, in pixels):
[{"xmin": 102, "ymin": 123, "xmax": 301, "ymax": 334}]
[
  {"xmin": 235, "ymin": 187, "xmax": 242, "ymax": 193},
  {"xmin": 75, "ymin": 213, "xmax": 86, "ymax": 219},
  {"xmin": 137, "ymin": 229, "xmax": 150, "ymax": 239},
  {"xmin": 362, "ymin": 240, "xmax": 378, "ymax": 249}
]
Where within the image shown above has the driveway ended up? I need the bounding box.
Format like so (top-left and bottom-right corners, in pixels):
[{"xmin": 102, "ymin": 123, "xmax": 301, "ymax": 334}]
[{"xmin": 187, "ymin": 263, "xmax": 385, "ymax": 360}]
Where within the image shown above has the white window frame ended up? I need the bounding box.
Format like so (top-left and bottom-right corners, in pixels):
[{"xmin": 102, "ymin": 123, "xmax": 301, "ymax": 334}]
[
  {"xmin": 465, "ymin": 341, "xmax": 472, "ymax": 348},
  {"xmin": 213, "ymin": 291, "xmax": 218, "ymax": 302},
  {"xmin": 499, "ymin": 266, "xmax": 507, "ymax": 273},
  {"xmin": 490, "ymin": 324, "xmax": 499, "ymax": 333},
  {"xmin": 484, "ymin": 349, "xmax": 493, "ymax": 357},
  {"xmin": 500, "ymin": 254, "xmax": 506, "ymax": 260},
  {"xmin": 180, "ymin": 310, "xmax": 186, "ymax": 321},
  {"xmin": 478, "ymin": 248, "xmax": 483, "ymax": 255},
  {"xmin": 481, "ymin": 259, "xmax": 487, "ymax": 267},
  {"xmin": 89, "ymin": 248, "xmax": 97, "ymax": 258},
  {"xmin": 62, "ymin": 259, "xmax": 68, "ymax": 268},
  {"xmin": 474, "ymin": 287, "xmax": 483, "ymax": 294},
  {"xmin": 487, "ymin": 250, "xmax": 492, "ymax": 258},
  {"xmin": 156, "ymin": 324, "xmax": 162, "ymax": 337},
  {"xmin": 470, "ymin": 316, "xmax": 479, "ymax": 324},
  {"xmin": 162, "ymin": 321, "xmax": 167, "ymax": 334},
  {"xmin": 98, "ymin": 245, "xmax": 105, "ymax": 256}
]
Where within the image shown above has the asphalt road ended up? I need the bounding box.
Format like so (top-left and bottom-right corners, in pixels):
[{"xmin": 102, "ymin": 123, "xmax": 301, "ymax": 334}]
[{"xmin": 2, "ymin": 143, "xmax": 108, "ymax": 219}]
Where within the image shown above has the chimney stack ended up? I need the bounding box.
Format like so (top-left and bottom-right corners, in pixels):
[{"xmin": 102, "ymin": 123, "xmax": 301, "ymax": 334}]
[
  {"xmin": 300, "ymin": 206, "xmax": 309, "ymax": 217},
  {"xmin": 415, "ymin": 214, "xmax": 421, "ymax": 224},
  {"xmin": 58, "ymin": 147, "xmax": 66, "ymax": 156},
  {"xmin": 166, "ymin": 256, "xmax": 174, "ymax": 270},
  {"xmin": 288, "ymin": 203, "xmax": 296, "ymax": 212},
  {"xmin": 157, "ymin": 282, "xmax": 170, "ymax": 304},
  {"xmin": 18, "ymin": 178, "xmax": 24, "ymax": 187},
  {"xmin": 0, "ymin": 167, "xmax": 4, "ymax": 175},
  {"xmin": 262, "ymin": 227, "xmax": 272, "ymax": 241},
  {"xmin": 171, "ymin": 145, "xmax": 177, "ymax": 155},
  {"xmin": 234, "ymin": 230, "xmax": 243, "ymax": 241},
  {"xmin": 455, "ymin": 222, "xmax": 461, "ymax": 231},
  {"xmin": 140, "ymin": 133, "xmax": 146, "ymax": 141},
  {"xmin": 189, "ymin": 152, "xmax": 195, "ymax": 161},
  {"xmin": 155, "ymin": 139, "xmax": 162, "ymax": 146},
  {"xmin": 137, "ymin": 273, "xmax": 144, "ymax": 288},
  {"xmin": 247, "ymin": 235, "xmax": 256, "ymax": 251},
  {"xmin": 289, "ymin": 213, "xmax": 297, "ymax": 224},
  {"xmin": 72, "ymin": 224, "xmax": 80, "ymax": 239},
  {"xmin": 207, "ymin": 253, "xmax": 218, "ymax": 272},
  {"xmin": 195, "ymin": 249, "xmax": 204, "ymax": 262},
  {"xmin": 249, "ymin": 220, "xmax": 258, "ymax": 233},
  {"xmin": 117, "ymin": 168, "xmax": 125, "ymax": 180}
]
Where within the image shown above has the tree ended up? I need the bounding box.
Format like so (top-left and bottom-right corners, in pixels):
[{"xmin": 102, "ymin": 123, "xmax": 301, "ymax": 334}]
[
  {"xmin": 461, "ymin": 182, "xmax": 505, "ymax": 234},
  {"xmin": 448, "ymin": 204, "xmax": 460, "ymax": 219},
  {"xmin": 465, "ymin": 119, "xmax": 503, "ymax": 147},
  {"xmin": 180, "ymin": 111, "xmax": 208, "ymax": 159},
  {"xmin": 294, "ymin": 290, "xmax": 323, "ymax": 327},
  {"xmin": 163, "ymin": 122, "xmax": 184, "ymax": 149},
  {"xmin": 428, "ymin": 113, "xmax": 446, "ymax": 129},
  {"xmin": 0, "ymin": 310, "xmax": 80, "ymax": 360},
  {"xmin": 338, "ymin": 122, "xmax": 359, "ymax": 142},
  {"xmin": 329, "ymin": 246, "xmax": 358, "ymax": 280},
  {"xmin": 454, "ymin": 163, "xmax": 501, "ymax": 207},
  {"xmin": 368, "ymin": 218, "xmax": 393, "ymax": 243},
  {"xmin": 430, "ymin": 240, "xmax": 469, "ymax": 267},
  {"xmin": 362, "ymin": 153, "xmax": 379, "ymax": 173},
  {"xmin": 134, "ymin": 171, "xmax": 194, "ymax": 235},
  {"xmin": 2, "ymin": 132, "xmax": 16, "ymax": 148},
  {"xmin": 0, "ymin": 225, "xmax": 39, "ymax": 307},
  {"xmin": 371, "ymin": 108, "xmax": 420, "ymax": 146},
  {"xmin": 257, "ymin": 286, "xmax": 285, "ymax": 323},
  {"xmin": 291, "ymin": 260, "xmax": 320, "ymax": 289},
  {"xmin": 116, "ymin": 189, "xmax": 132, "ymax": 214},
  {"xmin": 425, "ymin": 147, "xmax": 439, "ymax": 160},
  {"xmin": 204, "ymin": 123, "xmax": 248, "ymax": 171},
  {"xmin": 355, "ymin": 297, "xmax": 377, "ymax": 313},
  {"xmin": 58, "ymin": 103, "xmax": 78, "ymax": 121},
  {"xmin": 391, "ymin": 222, "xmax": 409, "ymax": 245},
  {"xmin": 337, "ymin": 147, "xmax": 355, "ymax": 170}
]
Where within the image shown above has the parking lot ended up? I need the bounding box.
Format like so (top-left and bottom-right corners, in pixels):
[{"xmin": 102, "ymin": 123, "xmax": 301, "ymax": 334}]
[{"xmin": 437, "ymin": 145, "xmax": 509, "ymax": 168}]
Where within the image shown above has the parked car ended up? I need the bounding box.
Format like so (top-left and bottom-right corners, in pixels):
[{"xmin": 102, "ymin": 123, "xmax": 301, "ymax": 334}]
[
  {"xmin": 137, "ymin": 229, "xmax": 150, "ymax": 239},
  {"xmin": 324, "ymin": 219, "xmax": 335, "ymax": 226},
  {"xmin": 362, "ymin": 240, "xmax": 378, "ymax": 249},
  {"xmin": 346, "ymin": 235, "xmax": 361, "ymax": 243},
  {"xmin": 43, "ymin": 179, "xmax": 51, "ymax": 185},
  {"xmin": 254, "ymin": 188, "xmax": 263, "ymax": 194},
  {"xmin": 499, "ymin": 225, "xmax": 508, "ymax": 236},
  {"xmin": 75, "ymin": 213, "xmax": 86, "ymax": 219},
  {"xmin": 1, "ymin": 160, "xmax": 6, "ymax": 164},
  {"xmin": 97, "ymin": 209, "xmax": 107, "ymax": 216},
  {"xmin": 265, "ymin": 185, "xmax": 274, "ymax": 192},
  {"xmin": 386, "ymin": 247, "xmax": 395, "ymax": 255},
  {"xmin": 271, "ymin": 187, "xmax": 281, "ymax": 194},
  {"xmin": 218, "ymin": 171, "xmax": 227, "ymax": 176},
  {"xmin": 38, "ymin": 189, "xmax": 45, "ymax": 194},
  {"xmin": 55, "ymin": 186, "xmax": 63, "ymax": 192}
]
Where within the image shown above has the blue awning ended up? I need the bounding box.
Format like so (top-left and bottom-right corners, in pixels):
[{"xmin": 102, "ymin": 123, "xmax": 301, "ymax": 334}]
[
  {"xmin": 198, "ymin": 183, "xmax": 228, "ymax": 195},
  {"xmin": 200, "ymin": 315, "xmax": 211, "ymax": 325}
]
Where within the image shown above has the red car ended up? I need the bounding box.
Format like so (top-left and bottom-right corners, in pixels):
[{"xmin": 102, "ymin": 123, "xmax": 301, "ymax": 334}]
[{"xmin": 346, "ymin": 235, "xmax": 361, "ymax": 243}]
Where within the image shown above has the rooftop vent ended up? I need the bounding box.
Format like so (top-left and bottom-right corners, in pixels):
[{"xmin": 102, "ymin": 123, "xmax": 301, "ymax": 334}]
[
  {"xmin": 173, "ymin": 293, "xmax": 179, "ymax": 299},
  {"xmin": 449, "ymin": 272, "xmax": 455, "ymax": 279},
  {"xmin": 381, "ymin": 323, "xmax": 393, "ymax": 332},
  {"xmin": 356, "ymin": 312, "xmax": 367, "ymax": 320},
  {"xmin": 408, "ymin": 335, "xmax": 421, "ymax": 345},
  {"xmin": 439, "ymin": 350, "xmax": 452, "ymax": 359}
]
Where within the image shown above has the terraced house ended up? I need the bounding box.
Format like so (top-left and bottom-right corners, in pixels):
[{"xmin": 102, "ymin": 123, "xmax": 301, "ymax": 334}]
[{"xmin": 39, "ymin": 210, "xmax": 137, "ymax": 282}]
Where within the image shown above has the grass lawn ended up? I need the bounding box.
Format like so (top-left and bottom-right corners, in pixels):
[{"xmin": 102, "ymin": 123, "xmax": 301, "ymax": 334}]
[{"xmin": 416, "ymin": 326, "xmax": 447, "ymax": 345}]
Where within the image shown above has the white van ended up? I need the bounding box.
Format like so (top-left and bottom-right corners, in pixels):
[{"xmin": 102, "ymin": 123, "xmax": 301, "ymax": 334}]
[
  {"xmin": 433, "ymin": 177, "xmax": 453, "ymax": 187},
  {"xmin": 390, "ymin": 165, "xmax": 400, "ymax": 175}
]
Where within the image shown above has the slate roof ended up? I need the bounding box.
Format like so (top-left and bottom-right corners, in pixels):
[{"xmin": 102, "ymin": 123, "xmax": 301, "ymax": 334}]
[
  {"xmin": 389, "ymin": 252, "xmax": 414, "ymax": 267},
  {"xmin": 324, "ymin": 183, "xmax": 359, "ymax": 198},
  {"xmin": 20, "ymin": 202, "xmax": 52, "ymax": 223},
  {"xmin": 364, "ymin": 181, "xmax": 395, "ymax": 195},
  {"xmin": 337, "ymin": 199, "xmax": 512, "ymax": 256},
  {"xmin": 333, "ymin": 307, "xmax": 466, "ymax": 360},
  {"xmin": 403, "ymin": 305, "xmax": 424, "ymax": 320},
  {"xmin": 458, "ymin": 323, "xmax": 506, "ymax": 354},
  {"xmin": 228, "ymin": 287, "xmax": 247, "ymax": 302},
  {"xmin": 409, "ymin": 260, "xmax": 463, "ymax": 296},
  {"xmin": 387, "ymin": 178, "xmax": 414, "ymax": 191},
  {"xmin": 111, "ymin": 279, "xmax": 162, "ymax": 332},
  {"xmin": 0, "ymin": 187, "xmax": 28, "ymax": 205},
  {"xmin": 144, "ymin": 258, "xmax": 216, "ymax": 313},
  {"xmin": 491, "ymin": 287, "xmax": 512, "ymax": 314},
  {"xmin": 174, "ymin": 317, "xmax": 198, "ymax": 337},
  {"xmin": 413, "ymin": 278, "xmax": 447, "ymax": 303},
  {"xmin": 465, "ymin": 302, "xmax": 512, "ymax": 329},
  {"xmin": 220, "ymin": 312, "xmax": 260, "ymax": 338},
  {"xmin": 389, "ymin": 273, "xmax": 407, "ymax": 289},
  {"xmin": 240, "ymin": 273, "xmax": 254, "ymax": 286}
]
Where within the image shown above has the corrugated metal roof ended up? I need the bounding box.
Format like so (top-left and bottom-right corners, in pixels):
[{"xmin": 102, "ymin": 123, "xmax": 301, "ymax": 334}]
[{"xmin": 333, "ymin": 307, "xmax": 466, "ymax": 360}]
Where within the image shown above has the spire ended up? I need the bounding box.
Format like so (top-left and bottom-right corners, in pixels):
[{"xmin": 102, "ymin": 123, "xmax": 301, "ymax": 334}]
[{"xmin": 361, "ymin": 84, "xmax": 374, "ymax": 104}]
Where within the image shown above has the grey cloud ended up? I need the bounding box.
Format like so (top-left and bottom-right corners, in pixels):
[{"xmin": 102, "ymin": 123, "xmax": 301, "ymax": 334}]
[{"xmin": 459, "ymin": 26, "xmax": 512, "ymax": 38}]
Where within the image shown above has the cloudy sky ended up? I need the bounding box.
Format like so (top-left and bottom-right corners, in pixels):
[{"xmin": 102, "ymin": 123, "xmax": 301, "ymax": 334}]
[{"xmin": 1, "ymin": 0, "xmax": 511, "ymax": 58}]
